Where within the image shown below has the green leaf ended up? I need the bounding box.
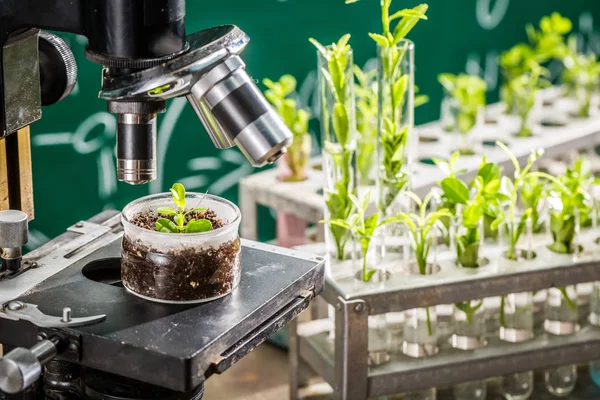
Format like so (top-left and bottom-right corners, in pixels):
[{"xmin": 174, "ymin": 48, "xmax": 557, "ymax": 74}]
[
  {"xmin": 186, "ymin": 219, "xmax": 213, "ymax": 233},
  {"xmin": 392, "ymin": 4, "xmax": 429, "ymax": 43},
  {"xmin": 187, "ymin": 207, "xmax": 207, "ymax": 213},
  {"xmin": 440, "ymin": 177, "xmax": 470, "ymax": 205},
  {"xmin": 389, "ymin": 7, "xmax": 429, "ymax": 21},
  {"xmin": 393, "ymin": 75, "xmax": 408, "ymax": 108},
  {"xmin": 157, "ymin": 207, "xmax": 177, "ymax": 216},
  {"xmin": 364, "ymin": 213, "xmax": 380, "ymax": 236},
  {"xmin": 336, "ymin": 33, "xmax": 351, "ymax": 50},
  {"xmin": 364, "ymin": 269, "xmax": 377, "ymax": 282},
  {"xmin": 433, "ymin": 157, "xmax": 451, "ymax": 176},
  {"xmin": 309, "ymin": 38, "xmax": 328, "ymax": 59},
  {"xmin": 174, "ymin": 214, "xmax": 184, "ymax": 227},
  {"xmin": 333, "ymin": 103, "xmax": 349, "ymax": 146},
  {"xmin": 170, "ymin": 183, "xmax": 186, "ymax": 210},
  {"xmin": 156, "ymin": 218, "xmax": 179, "ymax": 233},
  {"xmin": 477, "ymin": 162, "xmax": 501, "ymax": 185},
  {"xmin": 368, "ymin": 33, "xmax": 389, "ymax": 47}
]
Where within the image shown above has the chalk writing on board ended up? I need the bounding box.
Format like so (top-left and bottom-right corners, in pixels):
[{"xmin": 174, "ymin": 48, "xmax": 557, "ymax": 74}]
[
  {"xmin": 466, "ymin": 51, "xmax": 499, "ymax": 91},
  {"xmin": 476, "ymin": 0, "xmax": 510, "ymax": 30},
  {"xmin": 150, "ymin": 97, "xmax": 187, "ymax": 195},
  {"xmin": 32, "ymin": 111, "xmax": 118, "ymax": 200},
  {"xmin": 24, "ymin": 229, "xmax": 50, "ymax": 252}
]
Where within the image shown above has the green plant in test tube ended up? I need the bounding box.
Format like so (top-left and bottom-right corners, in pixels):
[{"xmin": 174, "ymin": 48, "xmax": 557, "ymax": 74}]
[
  {"xmin": 311, "ymin": 34, "xmax": 356, "ymax": 261},
  {"xmin": 543, "ymin": 159, "xmax": 593, "ymax": 255},
  {"xmin": 440, "ymin": 175, "xmax": 486, "ymax": 269},
  {"xmin": 394, "ymin": 191, "xmax": 452, "ymax": 335},
  {"xmin": 437, "ymin": 73, "xmax": 487, "ymax": 143},
  {"xmin": 563, "ymin": 53, "xmax": 600, "ymax": 117},
  {"xmin": 351, "ymin": 0, "xmax": 428, "ymax": 214},
  {"xmin": 495, "ymin": 142, "xmax": 544, "ymax": 260},
  {"xmin": 324, "ymin": 191, "xmax": 395, "ymax": 282}
]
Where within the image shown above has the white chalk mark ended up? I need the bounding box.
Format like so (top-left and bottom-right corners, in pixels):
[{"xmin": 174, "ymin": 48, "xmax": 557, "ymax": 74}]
[
  {"xmin": 580, "ymin": 11, "xmax": 594, "ymax": 34},
  {"xmin": 32, "ymin": 133, "xmax": 73, "ymax": 146},
  {"xmin": 72, "ymin": 112, "xmax": 116, "ymax": 154},
  {"xmin": 466, "ymin": 51, "xmax": 499, "ymax": 91},
  {"xmin": 208, "ymin": 150, "xmax": 254, "ymax": 195},
  {"xmin": 220, "ymin": 149, "xmax": 246, "ymax": 164},
  {"xmin": 24, "ymin": 230, "xmax": 50, "ymax": 251},
  {"xmin": 177, "ymin": 176, "xmax": 209, "ymax": 190},
  {"xmin": 187, "ymin": 157, "xmax": 222, "ymax": 171},
  {"xmin": 98, "ymin": 147, "xmax": 116, "ymax": 199},
  {"xmin": 151, "ymin": 97, "xmax": 187, "ymax": 194},
  {"xmin": 476, "ymin": 0, "xmax": 510, "ymax": 30}
]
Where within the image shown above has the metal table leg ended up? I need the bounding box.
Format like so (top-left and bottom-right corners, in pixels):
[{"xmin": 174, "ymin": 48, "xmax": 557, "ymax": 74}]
[
  {"xmin": 289, "ymin": 317, "xmax": 300, "ymax": 400},
  {"xmin": 334, "ymin": 297, "xmax": 368, "ymax": 400}
]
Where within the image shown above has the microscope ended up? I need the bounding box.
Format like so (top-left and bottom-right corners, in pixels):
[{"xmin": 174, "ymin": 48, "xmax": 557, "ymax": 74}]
[{"xmin": 0, "ymin": 1, "xmax": 325, "ymax": 398}]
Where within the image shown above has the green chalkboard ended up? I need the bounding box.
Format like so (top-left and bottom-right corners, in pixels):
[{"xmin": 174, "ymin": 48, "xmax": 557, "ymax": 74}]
[{"xmin": 28, "ymin": 0, "xmax": 600, "ymax": 247}]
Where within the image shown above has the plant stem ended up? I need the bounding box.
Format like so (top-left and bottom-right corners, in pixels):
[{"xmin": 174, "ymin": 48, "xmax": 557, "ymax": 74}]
[
  {"xmin": 500, "ymin": 295, "xmax": 506, "ymax": 326},
  {"xmin": 425, "ymin": 306, "xmax": 433, "ymax": 336},
  {"xmin": 558, "ymin": 286, "xmax": 577, "ymax": 310}
]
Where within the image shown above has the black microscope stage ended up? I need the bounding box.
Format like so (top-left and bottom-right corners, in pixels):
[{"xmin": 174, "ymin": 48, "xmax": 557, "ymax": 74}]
[{"xmin": 0, "ymin": 211, "xmax": 325, "ymax": 393}]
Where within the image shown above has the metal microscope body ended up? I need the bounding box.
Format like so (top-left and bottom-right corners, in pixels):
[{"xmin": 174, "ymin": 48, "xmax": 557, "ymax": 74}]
[{"xmin": 0, "ymin": 1, "xmax": 316, "ymax": 398}]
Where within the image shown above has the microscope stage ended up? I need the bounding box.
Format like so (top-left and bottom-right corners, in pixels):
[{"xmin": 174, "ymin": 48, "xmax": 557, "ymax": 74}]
[{"xmin": 0, "ymin": 212, "xmax": 325, "ymax": 392}]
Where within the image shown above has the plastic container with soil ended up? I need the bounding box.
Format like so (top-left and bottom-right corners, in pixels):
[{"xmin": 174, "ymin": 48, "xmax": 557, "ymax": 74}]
[{"xmin": 121, "ymin": 193, "xmax": 242, "ymax": 304}]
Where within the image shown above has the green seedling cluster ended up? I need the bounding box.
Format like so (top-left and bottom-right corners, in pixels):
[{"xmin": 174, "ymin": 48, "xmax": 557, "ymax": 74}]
[
  {"xmin": 370, "ymin": 1, "xmax": 429, "ymax": 214},
  {"xmin": 437, "ymin": 73, "xmax": 487, "ymax": 137},
  {"xmin": 156, "ymin": 183, "xmax": 211, "ymax": 233},
  {"xmin": 325, "ymin": 191, "xmax": 395, "ymax": 282},
  {"xmin": 543, "ymin": 158, "xmax": 594, "ymax": 254},
  {"xmin": 394, "ymin": 191, "xmax": 451, "ymax": 336},
  {"xmin": 439, "ymin": 175, "xmax": 486, "ymax": 269},
  {"xmin": 563, "ymin": 53, "xmax": 600, "ymax": 117},
  {"xmin": 263, "ymin": 75, "xmax": 312, "ymax": 181},
  {"xmin": 499, "ymin": 14, "xmax": 572, "ymax": 136},
  {"xmin": 311, "ymin": 34, "xmax": 356, "ymax": 260}
]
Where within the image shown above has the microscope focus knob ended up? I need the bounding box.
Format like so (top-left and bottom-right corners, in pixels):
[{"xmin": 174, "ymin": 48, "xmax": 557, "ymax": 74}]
[
  {"xmin": 0, "ymin": 210, "xmax": 28, "ymax": 248},
  {"xmin": 38, "ymin": 31, "xmax": 78, "ymax": 106},
  {"xmin": 0, "ymin": 338, "xmax": 59, "ymax": 394}
]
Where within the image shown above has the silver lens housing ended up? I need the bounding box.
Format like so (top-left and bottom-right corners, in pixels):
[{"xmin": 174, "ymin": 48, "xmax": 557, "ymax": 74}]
[{"xmin": 187, "ymin": 56, "xmax": 292, "ymax": 167}]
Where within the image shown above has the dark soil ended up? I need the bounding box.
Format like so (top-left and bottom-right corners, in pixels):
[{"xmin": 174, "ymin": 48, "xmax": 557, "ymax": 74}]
[
  {"xmin": 122, "ymin": 208, "xmax": 240, "ymax": 302},
  {"xmin": 122, "ymin": 236, "xmax": 241, "ymax": 302},
  {"xmin": 130, "ymin": 209, "xmax": 224, "ymax": 231}
]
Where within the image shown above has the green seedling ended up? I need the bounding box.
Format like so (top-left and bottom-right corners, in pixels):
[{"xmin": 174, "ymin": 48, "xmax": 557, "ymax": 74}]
[
  {"xmin": 562, "ymin": 53, "xmax": 600, "ymax": 117},
  {"xmin": 526, "ymin": 12, "xmax": 572, "ymax": 61},
  {"xmin": 325, "ymin": 191, "xmax": 395, "ymax": 282},
  {"xmin": 521, "ymin": 175, "xmax": 546, "ymax": 233},
  {"xmin": 440, "ymin": 176, "xmax": 486, "ymax": 269},
  {"xmin": 543, "ymin": 159, "xmax": 593, "ymax": 254},
  {"xmin": 437, "ymin": 73, "xmax": 487, "ymax": 139},
  {"xmin": 156, "ymin": 183, "xmax": 211, "ymax": 233},
  {"xmin": 366, "ymin": 1, "xmax": 429, "ymax": 213},
  {"xmin": 311, "ymin": 34, "xmax": 356, "ymax": 260},
  {"xmin": 432, "ymin": 152, "xmax": 469, "ymax": 240},
  {"xmin": 263, "ymin": 75, "xmax": 312, "ymax": 181},
  {"xmin": 495, "ymin": 141, "xmax": 544, "ymax": 260},
  {"xmin": 473, "ymin": 156, "xmax": 510, "ymax": 240},
  {"xmin": 394, "ymin": 191, "xmax": 451, "ymax": 336},
  {"xmin": 506, "ymin": 63, "xmax": 550, "ymax": 137},
  {"xmin": 455, "ymin": 300, "xmax": 483, "ymax": 325},
  {"xmin": 499, "ymin": 43, "xmax": 550, "ymax": 123}
]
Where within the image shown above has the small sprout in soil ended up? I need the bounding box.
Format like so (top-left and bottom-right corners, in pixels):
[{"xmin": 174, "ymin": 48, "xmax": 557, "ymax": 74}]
[{"xmin": 155, "ymin": 183, "xmax": 211, "ymax": 233}]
